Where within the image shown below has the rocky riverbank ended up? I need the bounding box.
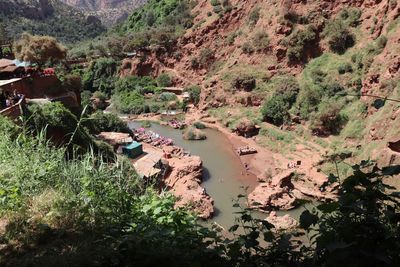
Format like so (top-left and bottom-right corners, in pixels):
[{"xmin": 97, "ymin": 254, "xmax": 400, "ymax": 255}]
[{"xmin": 162, "ymin": 146, "xmax": 214, "ymax": 219}]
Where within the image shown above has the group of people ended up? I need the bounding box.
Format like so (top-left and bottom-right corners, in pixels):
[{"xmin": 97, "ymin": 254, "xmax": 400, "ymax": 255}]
[{"xmin": 0, "ymin": 90, "xmax": 23, "ymax": 110}]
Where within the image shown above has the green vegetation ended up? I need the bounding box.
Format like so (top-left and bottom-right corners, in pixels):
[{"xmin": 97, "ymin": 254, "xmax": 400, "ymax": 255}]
[
  {"xmin": 284, "ymin": 25, "xmax": 317, "ymax": 61},
  {"xmin": 156, "ymin": 73, "xmax": 173, "ymax": 87},
  {"xmin": 252, "ymin": 30, "xmax": 270, "ymax": 51},
  {"xmin": 248, "ymin": 7, "xmax": 261, "ymax": 26},
  {"xmin": 261, "ymin": 76, "xmax": 300, "ymax": 125},
  {"xmin": 122, "ymin": 0, "xmax": 193, "ymax": 33},
  {"xmin": 0, "ymin": 0, "xmax": 105, "ymax": 43},
  {"xmin": 82, "ymin": 58, "xmax": 118, "ymax": 95},
  {"xmin": 322, "ymin": 19, "xmax": 356, "ymax": 54},
  {"xmin": 13, "ymin": 33, "xmax": 67, "ymax": 68},
  {"xmin": 182, "ymin": 127, "xmax": 207, "ymax": 140},
  {"xmin": 193, "ymin": 121, "xmax": 206, "ymax": 129},
  {"xmin": 186, "ymin": 85, "xmax": 201, "ymax": 104}
]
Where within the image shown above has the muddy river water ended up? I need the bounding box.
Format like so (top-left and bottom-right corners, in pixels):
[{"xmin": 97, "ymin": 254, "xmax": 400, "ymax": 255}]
[{"xmin": 129, "ymin": 121, "xmax": 309, "ymax": 228}]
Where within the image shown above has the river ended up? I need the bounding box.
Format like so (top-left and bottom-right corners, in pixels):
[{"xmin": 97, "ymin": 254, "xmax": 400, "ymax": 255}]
[{"xmin": 128, "ymin": 121, "xmax": 309, "ymax": 228}]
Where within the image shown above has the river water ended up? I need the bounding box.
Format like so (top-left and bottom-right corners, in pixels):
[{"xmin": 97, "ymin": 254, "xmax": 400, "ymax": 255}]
[{"xmin": 128, "ymin": 121, "xmax": 308, "ymax": 228}]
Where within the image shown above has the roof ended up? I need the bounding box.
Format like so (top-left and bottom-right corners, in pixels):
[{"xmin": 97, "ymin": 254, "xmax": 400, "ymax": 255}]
[
  {"xmin": 97, "ymin": 132, "xmax": 133, "ymax": 145},
  {"xmin": 133, "ymin": 147, "xmax": 163, "ymax": 178},
  {"xmin": 124, "ymin": 141, "xmax": 142, "ymax": 150},
  {"xmin": 12, "ymin": 59, "xmax": 31, "ymax": 68},
  {"xmin": 0, "ymin": 78, "xmax": 23, "ymax": 88},
  {"xmin": 0, "ymin": 59, "xmax": 14, "ymax": 69},
  {"xmin": 0, "ymin": 65, "xmax": 20, "ymax": 73}
]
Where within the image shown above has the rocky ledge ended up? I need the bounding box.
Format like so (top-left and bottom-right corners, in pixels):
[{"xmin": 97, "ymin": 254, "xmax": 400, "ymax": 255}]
[
  {"xmin": 248, "ymin": 170, "xmax": 337, "ymax": 212},
  {"xmin": 266, "ymin": 212, "xmax": 298, "ymax": 231},
  {"xmin": 164, "ymin": 154, "xmax": 214, "ymax": 219}
]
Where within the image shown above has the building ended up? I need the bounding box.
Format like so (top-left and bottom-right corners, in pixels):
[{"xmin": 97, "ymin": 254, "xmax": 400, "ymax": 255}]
[{"xmin": 122, "ymin": 141, "xmax": 143, "ymax": 159}]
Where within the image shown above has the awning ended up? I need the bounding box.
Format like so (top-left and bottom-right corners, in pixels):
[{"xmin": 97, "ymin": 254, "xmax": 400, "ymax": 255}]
[
  {"xmin": 0, "ymin": 78, "xmax": 23, "ymax": 87},
  {"xmin": 0, "ymin": 65, "xmax": 20, "ymax": 73},
  {"xmin": 0, "ymin": 59, "xmax": 14, "ymax": 69}
]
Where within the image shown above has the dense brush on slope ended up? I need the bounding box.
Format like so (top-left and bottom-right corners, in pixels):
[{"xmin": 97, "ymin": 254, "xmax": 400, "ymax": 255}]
[
  {"xmin": 0, "ymin": 0, "xmax": 105, "ymax": 43},
  {"xmin": 116, "ymin": 0, "xmax": 399, "ymax": 165}
]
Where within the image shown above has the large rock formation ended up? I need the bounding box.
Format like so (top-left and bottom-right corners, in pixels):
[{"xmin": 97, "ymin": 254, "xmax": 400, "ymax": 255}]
[
  {"xmin": 164, "ymin": 155, "xmax": 214, "ymax": 219},
  {"xmin": 60, "ymin": 0, "xmax": 148, "ymax": 25},
  {"xmin": 249, "ymin": 170, "xmax": 337, "ymax": 211}
]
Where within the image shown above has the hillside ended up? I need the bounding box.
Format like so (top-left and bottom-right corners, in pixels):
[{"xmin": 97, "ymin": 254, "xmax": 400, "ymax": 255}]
[
  {"xmin": 118, "ymin": 0, "xmax": 400, "ymax": 174},
  {"xmin": 60, "ymin": 0, "xmax": 148, "ymax": 26},
  {"xmin": 0, "ymin": 0, "xmax": 105, "ymax": 43}
]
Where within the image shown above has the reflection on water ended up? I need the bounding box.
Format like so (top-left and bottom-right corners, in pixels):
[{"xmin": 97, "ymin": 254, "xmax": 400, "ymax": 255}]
[{"xmin": 128, "ymin": 121, "xmax": 310, "ymax": 228}]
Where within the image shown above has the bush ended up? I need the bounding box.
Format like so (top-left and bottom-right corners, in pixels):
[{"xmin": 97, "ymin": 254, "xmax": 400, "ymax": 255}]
[
  {"xmin": 85, "ymin": 111, "xmax": 132, "ymax": 134},
  {"xmin": 311, "ymin": 99, "xmax": 348, "ymax": 134},
  {"xmin": 339, "ymin": 8, "xmax": 362, "ymax": 27},
  {"xmin": 261, "ymin": 94, "xmax": 290, "ymax": 125},
  {"xmin": 93, "ymin": 91, "xmax": 107, "ymax": 101},
  {"xmin": 337, "ymin": 62, "xmax": 353, "ymax": 74},
  {"xmin": 159, "ymin": 92, "xmax": 178, "ymax": 102},
  {"xmin": 210, "ymin": 0, "xmax": 219, "ymax": 6},
  {"xmin": 252, "ymin": 30, "xmax": 270, "ymax": 51},
  {"xmin": 112, "ymin": 91, "xmax": 146, "ymax": 114},
  {"xmin": 285, "ymin": 26, "xmax": 317, "ymax": 61},
  {"xmin": 156, "ymin": 73, "xmax": 172, "ymax": 87},
  {"xmin": 186, "ymin": 85, "xmax": 201, "ymax": 104},
  {"xmin": 242, "ymin": 42, "xmax": 255, "ymax": 54},
  {"xmin": 82, "ymin": 58, "xmax": 118, "ymax": 94},
  {"xmin": 323, "ymin": 20, "xmax": 355, "ymax": 54},
  {"xmin": 193, "ymin": 121, "xmax": 206, "ymax": 129},
  {"xmin": 199, "ymin": 48, "xmax": 215, "ymax": 66},
  {"xmin": 115, "ymin": 76, "xmax": 158, "ymax": 94},
  {"xmin": 248, "ymin": 7, "xmax": 260, "ymax": 26},
  {"xmin": 232, "ymin": 75, "xmax": 256, "ymax": 91},
  {"xmin": 182, "ymin": 127, "xmax": 207, "ymax": 140}
]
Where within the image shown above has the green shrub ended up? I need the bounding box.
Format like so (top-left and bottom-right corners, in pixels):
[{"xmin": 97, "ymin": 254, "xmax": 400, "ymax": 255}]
[
  {"xmin": 112, "ymin": 91, "xmax": 146, "ymax": 114},
  {"xmin": 156, "ymin": 73, "xmax": 172, "ymax": 87},
  {"xmin": 248, "ymin": 7, "xmax": 260, "ymax": 26},
  {"xmin": 93, "ymin": 91, "xmax": 107, "ymax": 101},
  {"xmin": 323, "ymin": 20, "xmax": 355, "ymax": 54},
  {"xmin": 210, "ymin": 0, "xmax": 219, "ymax": 6},
  {"xmin": 226, "ymin": 32, "xmax": 237, "ymax": 45},
  {"xmin": 337, "ymin": 62, "xmax": 353, "ymax": 74},
  {"xmin": 186, "ymin": 85, "xmax": 201, "ymax": 104},
  {"xmin": 82, "ymin": 58, "xmax": 118, "ymax": 94},
  {"xmin": 182, "ymin": 127, "xmax": 207, "ymax": 140},
  {"xmin": 193, "ymin": 121, "xmax": 206, "ymax": 129},
  {"xmin": 311, "ymin": 99, "xmax": 348, "ymax": 134},
  {"xmin": 285, "ymin": 25, "xmax": 317, "ymax": 61},
  {"xmin": 339, "ymin": 8, "xmax": 362, "ymax": 27},
  {"xmin": 159, "ymin": 92, "xmax": 178, "ymax": 102},
  {"xmin": 115, "ymin": 76, "xmax": 158, "ymax": 94},
  {"xmin": 199, "ymin": 48, "xmax": 215, "ymax": 66},
  {"xmin": 261, "ymin": 94, "xmax": 290, "ymax": 125},
  {"xmin": 252, "ymin": 30, "xmax": 270, "ymax": 51},
  {"xmin": 242, "ymin": 42, "xmax": 255, "ymax": 54},
  {"xmin": 85, "ymin": 111, "xmax": 132, "ymax": 134}
]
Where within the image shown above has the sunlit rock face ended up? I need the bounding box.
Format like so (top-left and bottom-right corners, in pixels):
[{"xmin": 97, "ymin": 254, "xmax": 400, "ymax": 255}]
[{"xmin": 59, "ymin": 0, "xmax": 148, "ymax": 25}]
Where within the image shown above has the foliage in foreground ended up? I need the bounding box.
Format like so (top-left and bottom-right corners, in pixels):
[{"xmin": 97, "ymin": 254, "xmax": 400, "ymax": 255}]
[{"xmin": 1, "ymin": 114, "xmax": 400, "ymax": 266}]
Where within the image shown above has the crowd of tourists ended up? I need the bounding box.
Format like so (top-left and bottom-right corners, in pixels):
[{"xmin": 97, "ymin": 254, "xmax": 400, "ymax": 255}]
[{"xmin": 0, "ymin": 90, "xmax": 23, "ymax": 110}]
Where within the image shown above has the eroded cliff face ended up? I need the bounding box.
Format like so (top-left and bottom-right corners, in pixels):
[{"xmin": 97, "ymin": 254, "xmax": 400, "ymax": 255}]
[
  {"xmin": 60, "ymin": 0, "xmax": 147, "ymax": 25},
  {"xmin": 121, "ymin": 0, "xmax": 399, "ymax": 152}
]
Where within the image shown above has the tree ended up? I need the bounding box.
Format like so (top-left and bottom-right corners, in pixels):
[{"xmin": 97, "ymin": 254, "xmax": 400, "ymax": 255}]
[
  {"xmin": 13, "ymin": 33, "xmax": 67, "ymax": 67},
  {"xmin": 0, "ymin": 22, "xmax": 9, "ymax": 44},
  {"xmin": 261, "ymin": 94, "xmax": 290, "ymax": 125}
]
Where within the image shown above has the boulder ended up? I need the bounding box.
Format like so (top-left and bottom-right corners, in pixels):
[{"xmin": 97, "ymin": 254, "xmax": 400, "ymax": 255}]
[
  {"xmin": 248, "ymin": 184, "xmax": 296, "ymax": 211},
  {"xmin": 165, "ymin": 156, "xmax": 214, "ymax": 219},
  {"xmin": 266, "ymin": 211, "xmax": 298, "ymax": 230}
]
